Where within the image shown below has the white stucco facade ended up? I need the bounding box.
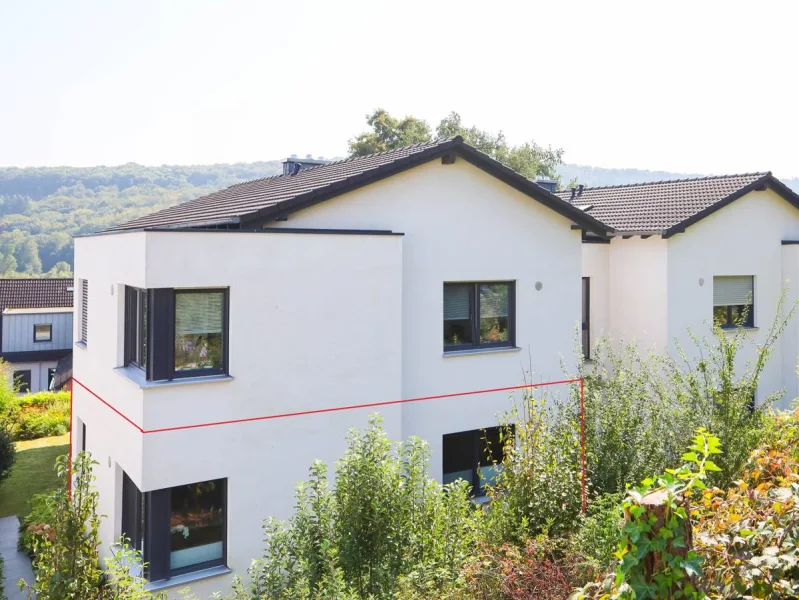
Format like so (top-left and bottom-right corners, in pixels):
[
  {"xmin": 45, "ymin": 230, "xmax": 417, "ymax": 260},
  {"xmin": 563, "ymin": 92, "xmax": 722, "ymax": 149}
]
[
  {"xmin": 582, "ymin": 188, "xmax": 799, "ymax": 408},
  {"xmin": 72, "ymin": 158, "xmax": 585, "ymax": 596}
]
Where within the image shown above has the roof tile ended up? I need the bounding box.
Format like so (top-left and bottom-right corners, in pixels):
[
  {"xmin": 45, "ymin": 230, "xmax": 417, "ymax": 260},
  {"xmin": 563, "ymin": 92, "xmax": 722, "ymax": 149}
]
[{"xmin": 0, "ymin": 278, "xmax": 74, "ymax": 309}]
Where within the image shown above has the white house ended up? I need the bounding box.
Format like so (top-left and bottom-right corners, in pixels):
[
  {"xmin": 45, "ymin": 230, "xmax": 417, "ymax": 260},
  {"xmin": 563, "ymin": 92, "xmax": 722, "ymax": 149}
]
[
  {"xmin": 71, "ymin": 137, "xmax": 609, "ymax": 595},
  {"xmin": 0, "ymin": 278, "xmax": 73, "ymax": 393},
  {"xmin": 565, "ymin": 174, "xmax": 799, "ymax": 407}
]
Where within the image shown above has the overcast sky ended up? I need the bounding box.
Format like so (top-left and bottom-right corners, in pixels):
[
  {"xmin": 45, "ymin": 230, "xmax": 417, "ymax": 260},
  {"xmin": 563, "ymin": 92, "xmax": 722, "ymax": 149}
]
[{"xmin": 1, "ymin": 0, "xmax": 798, "ymax": 177}]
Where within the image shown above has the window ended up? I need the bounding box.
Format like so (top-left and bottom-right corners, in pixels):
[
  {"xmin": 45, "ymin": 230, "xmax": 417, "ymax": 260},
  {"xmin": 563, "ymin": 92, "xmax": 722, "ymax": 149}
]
[
  {"xmin": 713, "ymin": 276, "xmax": 754, "ymax": 328},
  {"xmin": 47, "ymin": 367, "xmax": 56, "ymax": 390},
  {"xmin": 79, "ymin": 279, "xmax": 88, "ymax": 344},
  {"xmin": 582, "ymin": 277, "xmax": 590, "ymax": 359},
  {"xmin": 443, "ymin": 282, "xmax": 514, "ymax": 351},
  {"xmin": 13, "ymin": 369, "xmax": 31, "ymax": 393},
  {"xmin": 121, "ymin": 475, "xmax": 227, "ymax": 581},
  {"xmin": 125, "ymin": 287, "xmax": 148, "ymax": 369},
  {"xmin": 442, "ymin": 426, "xmax": 513, "ymax": 497},
  {"xmin": 174, "ymin": 290, "xmax": 226, "ymax": 376},
  {"xmin": 34, "ymin": 323, "xmax": 52, "ymax": 343}
]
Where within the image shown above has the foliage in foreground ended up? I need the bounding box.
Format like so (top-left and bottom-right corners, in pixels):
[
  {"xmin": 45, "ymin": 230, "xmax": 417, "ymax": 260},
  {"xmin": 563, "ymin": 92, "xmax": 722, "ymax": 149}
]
[
  {"xmin": 574, "ymin": 295, "xmax": 794, "ymax": 498},
  {"xmin": 0, "ymin": 424, "xmax": 14, "ymax": 486},
  {"xmin": 231, "ymin": 415, "xmax": 478, "ymax": 599}
]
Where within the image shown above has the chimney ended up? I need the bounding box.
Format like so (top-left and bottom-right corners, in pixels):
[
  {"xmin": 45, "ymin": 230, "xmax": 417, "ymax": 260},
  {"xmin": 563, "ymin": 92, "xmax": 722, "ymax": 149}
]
[
  {"xmin": 577, "ymin": 184, "xmax": 584, "ymax": 196},
  {"xmin": 282, "ymin": 155, "xmax": 331, "ymax": 176},
  {"xmin": 570, "ymin": 187, "xmax": 577, "ymax": 201},
  {"xmin": 534, "ymin": 177, "xmax": 558, "ymax": 193}
]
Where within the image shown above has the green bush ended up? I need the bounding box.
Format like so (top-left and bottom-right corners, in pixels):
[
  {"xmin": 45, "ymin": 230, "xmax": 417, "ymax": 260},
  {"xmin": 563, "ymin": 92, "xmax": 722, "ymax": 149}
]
[
  {"xmin": 0, "ymin": 425, "xmax": 15, "ymax": 485},
  {"xmin": 569, "ymin": 493, "xmax": 623, "ymax": 571},
  {"xmin": 18, "ymin": 491, "xmax": 57, "ymax": 555},
  {"xmin": 1, "ymin": 390, "xmax": 70, "ymax": 441},
  {"xmin": 235, "ymin": 415, "xmax": 480, "ymax": 599}
]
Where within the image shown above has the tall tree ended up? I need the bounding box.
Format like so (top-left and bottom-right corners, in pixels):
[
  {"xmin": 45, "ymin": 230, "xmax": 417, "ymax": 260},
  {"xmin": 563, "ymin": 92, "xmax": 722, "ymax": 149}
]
[
  {"xmin": 349, "ymin": 109, "xmax": 564, "ymax": 181},
  {"xmin": 17, "ymin": 237, "xmax": 42, "ymax": 275},
  {"xmin": 348, "ymin": 109, "xmax": 432, "ymax": 156}
]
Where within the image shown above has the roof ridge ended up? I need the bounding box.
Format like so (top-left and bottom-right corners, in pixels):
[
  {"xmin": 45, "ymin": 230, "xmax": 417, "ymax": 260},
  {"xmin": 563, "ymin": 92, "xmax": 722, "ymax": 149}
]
[
  {"xmin": 560, "ymin": 172, "xmax": 770, "ymax": 193},
  {"xmin": 0, "ymin": 277, "xmax": 73, "ymax": 282},
  {"xmin": 208, "ymin": 138, "xmax": 459, "ymax": 191}
]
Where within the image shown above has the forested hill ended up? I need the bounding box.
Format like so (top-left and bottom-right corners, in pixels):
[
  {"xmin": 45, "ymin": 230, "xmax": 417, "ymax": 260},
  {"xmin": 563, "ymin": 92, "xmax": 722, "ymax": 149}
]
[
  {"xmin": 1, "ymin": 160, "xmax": 797, "ymax": 277},
  {"xmin": 0, "ymin": 161, "xmax": 282, "ymax": 276}
]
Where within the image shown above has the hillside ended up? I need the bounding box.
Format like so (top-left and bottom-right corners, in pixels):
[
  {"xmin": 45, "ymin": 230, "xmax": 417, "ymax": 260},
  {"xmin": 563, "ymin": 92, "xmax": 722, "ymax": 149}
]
[{"xmin": 1, "ymin": 160, "xmax": 797, "ymax": 277}]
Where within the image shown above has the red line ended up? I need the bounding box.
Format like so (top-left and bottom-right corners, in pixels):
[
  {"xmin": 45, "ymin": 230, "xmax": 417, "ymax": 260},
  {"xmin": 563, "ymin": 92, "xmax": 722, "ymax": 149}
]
[
  {"xmin": 68, "ymin": 379, "xmax": 73, "ymax": 500},
  {"xmin": 72, "ymin": 377, "xmax": 581, "ymax": 435},
  {"xmin": 580, "ymin": 378, "xmax": 587, "ymax": 514},
  {"xmin": 72, "ymin": 378, "xmax": 145, "ymax": 433}
]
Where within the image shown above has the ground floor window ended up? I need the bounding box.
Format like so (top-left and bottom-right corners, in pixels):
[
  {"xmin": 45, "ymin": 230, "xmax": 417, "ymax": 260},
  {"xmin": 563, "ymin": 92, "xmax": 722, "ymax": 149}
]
[
  {"xmin": 13, "ymin": 369, "xmax": 31, "ymax": 393},
  {"xmin": 121, "ymin": 475, "xmax": 227, "ymax": 581},
  {"xmin": 47, "ymin": 367, "xmax": 56, "ymax": 390},
  {"xmin": 713, "ymin": 275, "xmax": 754, "ymax": 328},
  {"xmin": 442, "ymin": 425, "xmax": 513, "ymax": 497}
]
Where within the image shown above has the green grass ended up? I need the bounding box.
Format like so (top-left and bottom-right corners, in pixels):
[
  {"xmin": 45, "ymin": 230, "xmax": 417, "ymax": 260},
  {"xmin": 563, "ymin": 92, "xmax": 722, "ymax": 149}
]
[{"xmin": 0, "ymin": 434, "xmax": 69, "ymax": 518}]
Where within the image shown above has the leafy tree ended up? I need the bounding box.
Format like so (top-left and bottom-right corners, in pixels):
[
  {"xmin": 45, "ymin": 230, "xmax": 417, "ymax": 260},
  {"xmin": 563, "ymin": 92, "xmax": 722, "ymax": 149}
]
[
  {"xmin": 349, "ymin": 108, "xmax": 564, "ymax": 181},
  {"xmin": 348, "ymin": 108, "xmax": 432, "ymax": 156},
  {"xmin": 17, "ymin": 237, "xmax": 42, "ymax": 274}
]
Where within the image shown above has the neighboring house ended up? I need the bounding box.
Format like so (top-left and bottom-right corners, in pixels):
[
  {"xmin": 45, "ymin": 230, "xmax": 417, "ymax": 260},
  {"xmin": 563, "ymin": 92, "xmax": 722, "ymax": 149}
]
[
  {"xmin": 0, "ymin": 278, "xmax": 74, "ymax": 393},
  {"xmin": 563, "ymin": 173, "xmax": 799, "ymax": 407},
  {"xmin": 72, "ymin": 137, "xmax": 610, "ymax": 594}
]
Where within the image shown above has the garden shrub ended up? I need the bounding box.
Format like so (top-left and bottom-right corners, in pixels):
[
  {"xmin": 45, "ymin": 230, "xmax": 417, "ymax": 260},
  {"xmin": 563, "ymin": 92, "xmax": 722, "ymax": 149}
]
[
  {"xmin": 0, "ymin": 424, "xmax": 15, "ymax": 485},
  {"xmin": 18, "ymin": 491, "xmax": 57, "ymax": 554},
  {"xmin": 20, "ymin": 452, "xmax": 105, "ymax": 600},
  {"xmin": 573, "ymin": 293, "xmax": 794, "ymax": 496},
  {"xmin": 484, "ymin": 385, "xmax": 585, "ymax": 542},
  {"xmin": 2, "ymin": 390, "xmax": 70, "ymax": 441},
  {"xmin": 694, "ymin": 416, "xmax": 799, "ymax": 598},
  {"xmin": 570, "ymin": 493, "xmax": 623, "ymax": 571},
  {"xmin": 237, "ymin": 415, "xmax": 480, "ymax": 600}
]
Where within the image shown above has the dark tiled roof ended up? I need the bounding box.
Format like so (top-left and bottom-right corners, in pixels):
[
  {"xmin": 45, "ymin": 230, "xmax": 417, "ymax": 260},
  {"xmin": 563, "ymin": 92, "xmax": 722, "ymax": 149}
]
[
  {"xmin": 0, "ymin": 278, "xmax": 74, "ymax": 309},
  {"xmin": 556, "ymin": 173, "xmax": 799, "ymax": 235},
  {"xmin": 103, "ymin": 137, "xmax": 611, "ymax": 236}
]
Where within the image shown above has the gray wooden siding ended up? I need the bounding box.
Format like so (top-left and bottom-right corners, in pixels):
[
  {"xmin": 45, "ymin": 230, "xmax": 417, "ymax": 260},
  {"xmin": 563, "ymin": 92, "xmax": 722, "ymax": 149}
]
[{"xmin": 2, "ymin": 312, "xmax": 73, "ymax": 353}]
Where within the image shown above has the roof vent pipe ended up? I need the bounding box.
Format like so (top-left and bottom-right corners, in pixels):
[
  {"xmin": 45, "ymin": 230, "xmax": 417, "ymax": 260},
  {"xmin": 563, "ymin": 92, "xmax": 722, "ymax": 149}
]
[
  {"xmin": 577, "ymin": 184, "xmax": 584, "ymax": 196},
  {"xmin": 570, "ymin": 188, "xmax": 577, "ymax": 201}
]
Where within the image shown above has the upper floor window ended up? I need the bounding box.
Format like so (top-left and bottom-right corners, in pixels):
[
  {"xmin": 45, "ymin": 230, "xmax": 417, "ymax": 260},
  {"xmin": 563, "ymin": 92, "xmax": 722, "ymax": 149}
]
[
  {"xmin": 443, "ymin": 282, "xmax": 515, "ymax": 352},
  {"xmin": 174, "ymin": 290, "xmax": 225, "ymax": 375},
  {"xmin": 713, "ymin": 276, "xmax": 754, "ymax": 328},
  {"xmin": 34, "ymin": 323, "xmax": 52, "ymax": 343},
  {"xmin": 124, "ymin": 287, "xmax": 148, "ymax": 369},
  {"xmin": 124, "ymin": 286, "xmax": 228, "ymax": 381}
]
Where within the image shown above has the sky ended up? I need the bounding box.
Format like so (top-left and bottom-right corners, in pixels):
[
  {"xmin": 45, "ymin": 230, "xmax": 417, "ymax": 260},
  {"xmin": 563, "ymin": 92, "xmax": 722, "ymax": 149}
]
[{"xmin": 1, "ymin": 0, "xmax": 798, "ymax": 178}]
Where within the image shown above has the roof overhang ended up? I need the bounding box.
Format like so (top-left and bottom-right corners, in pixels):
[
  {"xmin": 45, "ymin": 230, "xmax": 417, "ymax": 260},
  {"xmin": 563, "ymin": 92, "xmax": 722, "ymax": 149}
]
[{"xmin": 3, "ymin": 307, "xmax": 73, "ymax": 315}]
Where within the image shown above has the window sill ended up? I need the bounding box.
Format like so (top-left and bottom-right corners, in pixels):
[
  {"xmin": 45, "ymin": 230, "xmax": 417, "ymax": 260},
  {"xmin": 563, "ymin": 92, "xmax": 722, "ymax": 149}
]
[
  {"xmin": 75, "ymin": 341, "xmax": 87, "ymax": 350},
  {"xmin": 114, "ymin": 365, "xmax": 234, "ymax": 389},
  {"xmin": 145, "ymin": 565, "xmax": 232, "ymax": 592},
  {"xmin": 720, "ymin": 326, "xmax": 759, "ymax": 333},
  {"xmin": 443, "ymin": 346, "xmax": 521, "ymax": 357}
]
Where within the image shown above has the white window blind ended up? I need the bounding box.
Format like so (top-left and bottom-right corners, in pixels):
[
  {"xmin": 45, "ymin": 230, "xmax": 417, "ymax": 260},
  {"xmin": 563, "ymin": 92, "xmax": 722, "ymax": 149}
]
[
  {"xmin": 713, "ymin": 276, "xmax": 754, "ymax": 306},
  {"xmin": 80, "ymin": 279, "xmax": 88, "ymax": 343},
  {"xmin": 444, "ymin": 285, "xmax": 470, "ymax": 320},
  {"xmin": 175, "ymin": 292, "xmax": 224, "ymax": 334}
]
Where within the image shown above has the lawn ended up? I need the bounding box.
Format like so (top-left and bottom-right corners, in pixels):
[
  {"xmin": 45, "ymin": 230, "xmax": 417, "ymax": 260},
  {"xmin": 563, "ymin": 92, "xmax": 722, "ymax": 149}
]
[{"xmin": 0, "ymin": 434, "xmax": 69, "ymax": 518}]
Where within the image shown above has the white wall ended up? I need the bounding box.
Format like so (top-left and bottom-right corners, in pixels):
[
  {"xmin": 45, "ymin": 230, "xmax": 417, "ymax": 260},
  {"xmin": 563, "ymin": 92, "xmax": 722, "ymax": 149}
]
[
  {"xmin": 782, "ymin": 245, "xmax": 799, "ymax": 402},
  {"xmin": 74, "ymin": 229, "xmax": 403, "ymax": 596},
  {"xmin": 6, "ymin": 360, "xmax": 58, "ymax": 393},
  {"xmin": 606, "ymin": 236, "xmax": 669, "ymax": 349},
  {"xmin": 667, "ymin": 189, "xmax": 799, "ymax": 408},
  {"xmin": 268, "ymin": 158, "xmax": 584, "ymax": 479},
  {"xmin": 581, "ymin": 242, "xmax": 610, "ymax": 356}
]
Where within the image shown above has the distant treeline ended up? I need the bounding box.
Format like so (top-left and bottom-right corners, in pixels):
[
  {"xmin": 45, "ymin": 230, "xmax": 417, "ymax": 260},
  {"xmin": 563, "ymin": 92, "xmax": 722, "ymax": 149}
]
[{"xmin": 0, "ymin": 162, "xmax": 282, "ymax": 276}]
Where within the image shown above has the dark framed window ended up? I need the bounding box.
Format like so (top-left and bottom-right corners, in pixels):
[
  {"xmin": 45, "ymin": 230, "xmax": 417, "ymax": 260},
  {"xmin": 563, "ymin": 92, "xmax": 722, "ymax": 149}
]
[
  {"xmin": 34, "ymin": 323, "xmax": 52, "ymax": 343},
  {"xmin": 122, "ymin": 475, "xmax": 227, "ymax": 581},
  {"xmin": 13, "ymin": 369, "xmax": 31, "ymax": 393},
  {"xmin": 174, "ymin": 289, "xmax": 227, "ymax": 377},
  {"xmin": 443, "ymin": 282, "xmax": 515, "ymax": 352},
  {"xmin": 713, "ymin": 276, "xmax": 754, "ymax": 328},
  {"xmin": 582, "ymin": 277, "xmax": 590, "ymax": 359},
  {"xmin": 125, "ymin": 287, "xmax": 148, "ymax": 369},
  {"xmin": 442, "ymin": 426, "xmax": 513, "ymax": 497}
]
